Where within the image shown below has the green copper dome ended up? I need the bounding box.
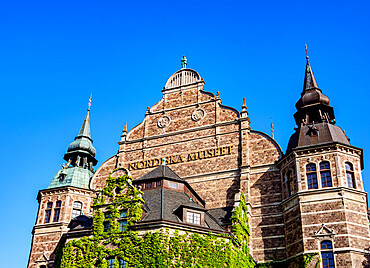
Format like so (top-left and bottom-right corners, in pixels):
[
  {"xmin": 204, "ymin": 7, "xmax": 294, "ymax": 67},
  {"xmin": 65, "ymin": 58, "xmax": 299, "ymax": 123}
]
[{"xmin": 48, "ymin": 166, "xmax": 93, "ymax": 189}]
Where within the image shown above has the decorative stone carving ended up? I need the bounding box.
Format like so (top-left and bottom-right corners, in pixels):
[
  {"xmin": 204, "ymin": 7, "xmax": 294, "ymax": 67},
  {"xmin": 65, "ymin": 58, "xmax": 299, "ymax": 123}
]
[
  {"xmin": 157, "ymin": 116, "xmax": 171, "ymax": 128},
  {"xmin": 191, "ymin": 109, "xmax": 205, "ymax": 122}
]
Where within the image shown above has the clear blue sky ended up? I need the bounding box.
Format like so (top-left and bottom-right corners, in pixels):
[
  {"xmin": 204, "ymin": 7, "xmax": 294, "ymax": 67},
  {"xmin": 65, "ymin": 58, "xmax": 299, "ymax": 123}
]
[{"xmin": 0, "ymin": 0, "xmax": 369, "ymax": 266}]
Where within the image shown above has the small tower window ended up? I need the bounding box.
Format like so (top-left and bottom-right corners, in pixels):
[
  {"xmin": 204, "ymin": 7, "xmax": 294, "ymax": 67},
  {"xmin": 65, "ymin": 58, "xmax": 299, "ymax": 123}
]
[
  {"xmin": 320, "ymin": 162, "xmax": 332, "ymax": 187},
  {"xmin": 345, "ymin": 162, "xmax": 355, "ymax": 188},
  {"xmin": 286, "ymin": 170, "xmax": 294, "ymax": 197},
  {"xmin": 321, "ymin": 240, "xmax": 335, "ymax": 268},
  {"xmin": 72, "ymin": 201, "xmax": 82, "ymax": 218},
  {"xmin": 44, "ymin": 202, "xmax": 53, "ymax": 223},
  {"xmin": 306, "ymin": 163, "xmax": 318, "ymax": 189},
  {"xmin": 53, "ymin": 200, "xmax": 62, "ymax": 222}
]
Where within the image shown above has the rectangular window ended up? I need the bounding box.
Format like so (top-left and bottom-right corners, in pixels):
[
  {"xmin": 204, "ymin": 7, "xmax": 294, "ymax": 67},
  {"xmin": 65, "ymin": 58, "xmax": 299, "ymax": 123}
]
[
  {"xmin": 53, "ymin": 208, "xmax": 60, "ymax": 222},
  {"xmin": 307, "ymin": 173, "xmax": 318, "ymax": 189},
  {"xmin": 347, "ymin": 173, "xmax": 355, "ymax": 188},
  {"xmin": 45, "ymin": 210, "xmax": 51, "ymax": 223},
  {"xmin": 105, "ymin": 212, "xmax": 111, "ymax": 219},
  {"xmin": 120, "ymin": 210, "xmax": 127, "ymax": 218},
  {"xmin": 156, "ymin": 180, "xmax": 161, "ymax": 187},
  {"xmin": 72, "ymin": 209, "xmax": 81, "ymax": 219},
  {"xmin": 56, "ymin": 200, "xmax": 62, "ymax": 207},
  {"xmin": 104, "ymin": 222, "xmax": 110, "ymax": 232},
  {"xmin": 321, "ymin": 171, "xmax": 332, "ymax": 187},
  {"xmin": 108, "ymin": 258, "xmax": 114, "ymax": 268},
  {"xmin": 145, "ymin": 182, "xmax": 152, "ymax": 189},
  {"xmin": 170, "ymin": 182, "xmax": 177, "ymax": 189},
  {"xmin": 321, "ymin": 252, "xmax": 335, "ymax": 268},
  {"xmin": 186, "ymin": 211, "xmax": 201, "ymax": 225},
  {"xmin": 119, "ymin": 220, "xmax": 127, "ymax": 231}
]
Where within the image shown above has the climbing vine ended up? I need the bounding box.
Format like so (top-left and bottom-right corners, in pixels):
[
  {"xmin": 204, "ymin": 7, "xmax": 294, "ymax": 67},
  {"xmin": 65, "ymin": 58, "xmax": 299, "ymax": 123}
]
[{"xmin": 54, "ymin": 171, "xmax": 319, "ymax": 268}]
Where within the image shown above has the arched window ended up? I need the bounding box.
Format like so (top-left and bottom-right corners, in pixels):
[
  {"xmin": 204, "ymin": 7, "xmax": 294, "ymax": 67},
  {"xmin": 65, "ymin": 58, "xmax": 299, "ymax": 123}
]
[
  {"xmin": 44, "ymin": 202, "xmax": 53, "ymax": 223},
  {"xmin": 286, "ymin": 170, "xmax": 293, "ymax": 197},
  {"xmin": 306, "ymin": 163, "xmax": 318, "ymax": 189},
  {"xmin": 72, "ymin": 201, "xmax": 82, "ymax": 218},
  {"xmin": 321, "ymin": 240, "xmax": 335, "ymax": 268},
  {"xmin": 320, "ymin": 162, "xmax": 332, "ymax": 187},
  {"xmin": 345, "ymin": 162, "xmax": 355, "ymax": 188}
]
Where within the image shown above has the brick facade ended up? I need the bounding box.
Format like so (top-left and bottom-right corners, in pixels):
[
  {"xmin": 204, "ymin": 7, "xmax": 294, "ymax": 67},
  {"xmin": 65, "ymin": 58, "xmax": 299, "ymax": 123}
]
[{"xmin": 28, "ymin": 66, "xmax": 370, "ymax": 267}]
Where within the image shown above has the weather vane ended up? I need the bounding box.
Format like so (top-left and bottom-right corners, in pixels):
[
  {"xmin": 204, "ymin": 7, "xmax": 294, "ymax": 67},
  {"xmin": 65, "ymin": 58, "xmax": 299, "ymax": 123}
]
[
  {"xmin": 181, "ymin": 56, "xmax": 187, "ymax": 68},
  {"xmin": 88, "ymin": 94, "xmax": 92, "ymax": 111}
]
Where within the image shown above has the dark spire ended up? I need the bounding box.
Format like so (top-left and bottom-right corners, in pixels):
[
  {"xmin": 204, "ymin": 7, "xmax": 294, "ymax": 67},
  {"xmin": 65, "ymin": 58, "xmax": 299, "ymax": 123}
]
[
  {"xmin": 63, "ymin": 99, "xmax": 97, "ymax": 168},
  {"xmin": 293, "ymin": 50, "xmax": 334, "ymax": 126}
]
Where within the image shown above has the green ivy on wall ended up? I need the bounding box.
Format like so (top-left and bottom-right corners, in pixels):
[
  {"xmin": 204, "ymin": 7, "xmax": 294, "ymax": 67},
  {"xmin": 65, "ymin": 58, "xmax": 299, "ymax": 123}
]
[{"xmin": 54, "ymin": 171, "xmax": 319, "ymax": 268}]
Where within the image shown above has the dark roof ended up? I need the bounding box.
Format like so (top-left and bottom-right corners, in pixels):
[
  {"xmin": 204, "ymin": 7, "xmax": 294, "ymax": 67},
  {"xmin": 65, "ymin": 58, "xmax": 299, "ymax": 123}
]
[
  {"xmin": 286, "ymin": 122, "xmax": 350, "ymax": 153},
  {"xmin": 208, "ymin": 207, "xmax": 234, "ymax": 226},
  {"xmin": 140, "ymin": 188, "xmax": 224, "ymax": 231},
  {"xmin": 67, "ymin": 215, "xmax": 93, "ymax": 230},
  {"xmin": 135, "ymin": 165, "xmax": 184, "ymax": 183}
]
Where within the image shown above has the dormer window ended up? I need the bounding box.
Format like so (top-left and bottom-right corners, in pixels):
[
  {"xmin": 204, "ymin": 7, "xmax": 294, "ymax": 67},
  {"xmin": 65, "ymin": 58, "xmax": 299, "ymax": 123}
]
[
  {"xmin": 186, "ymin": 211, "xmax": 201, "ymax": 225},
  {"xmin": 170, "ymin": 182, "xmax": 178, "ymax": 189}
]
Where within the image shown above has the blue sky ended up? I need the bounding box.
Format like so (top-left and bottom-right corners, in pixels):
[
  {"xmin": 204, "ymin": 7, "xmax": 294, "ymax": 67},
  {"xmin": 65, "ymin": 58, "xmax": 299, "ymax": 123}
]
[{"xmin": 0, "ymin": 0, "xmax": 369, "ymax": 266}]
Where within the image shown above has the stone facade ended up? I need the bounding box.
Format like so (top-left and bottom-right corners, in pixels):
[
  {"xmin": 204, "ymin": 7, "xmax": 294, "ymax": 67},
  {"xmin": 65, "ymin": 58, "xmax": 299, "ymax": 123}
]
[{"xmin": 28, "ymin": 63, "xmax": 370, "ymax": 267}]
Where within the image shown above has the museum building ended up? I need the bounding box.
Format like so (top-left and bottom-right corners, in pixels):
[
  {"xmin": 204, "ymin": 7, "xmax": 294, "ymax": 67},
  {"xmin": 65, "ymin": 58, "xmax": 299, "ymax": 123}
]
[{"xmin": 28, "ymin": 55, "xmax": 370, "ymax": 267}]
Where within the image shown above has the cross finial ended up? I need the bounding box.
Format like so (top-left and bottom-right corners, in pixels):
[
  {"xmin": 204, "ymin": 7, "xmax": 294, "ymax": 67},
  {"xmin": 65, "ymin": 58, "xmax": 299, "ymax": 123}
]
[
  {"xmin": 88, "ymin": 94, "xmax": 92, "ymax": 111},
  {"xmin": 181, "ymin": 56, "xmax": 187, "ymax": 68}
]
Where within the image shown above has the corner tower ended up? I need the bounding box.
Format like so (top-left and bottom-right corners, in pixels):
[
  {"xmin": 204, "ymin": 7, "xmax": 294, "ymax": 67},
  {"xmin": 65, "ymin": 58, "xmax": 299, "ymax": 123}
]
[
  {"xmin": 28, "ymin": 103, "xmax": 97, "ymax": 268},
  {"xmin": 278, "ymin": 54, "xmax": 370, "ymax": 267}
]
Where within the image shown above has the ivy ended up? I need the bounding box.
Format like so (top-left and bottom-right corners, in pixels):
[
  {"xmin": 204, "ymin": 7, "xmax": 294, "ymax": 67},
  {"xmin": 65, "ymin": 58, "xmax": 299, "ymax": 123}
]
[{"xmin": 54, "ymin": 172, "xmax": 319, "ymax": 268}]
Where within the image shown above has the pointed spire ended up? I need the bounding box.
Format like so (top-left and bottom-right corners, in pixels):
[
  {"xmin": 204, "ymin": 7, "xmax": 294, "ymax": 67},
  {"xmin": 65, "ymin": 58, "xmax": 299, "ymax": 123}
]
[
  {"xmin": 242, "ymin": 98, "xmax": 247, "ymax": 111},
  {"xmin": 77, "ymin": 97, "xmax": 92, "ymax": 139},
  {"xmin": 120, "ymin": 122, "xmax": 128, "ymax": 142},
  {"xmin": 303, "ymin": 43, "xmax": 319, "ymax": 91}
]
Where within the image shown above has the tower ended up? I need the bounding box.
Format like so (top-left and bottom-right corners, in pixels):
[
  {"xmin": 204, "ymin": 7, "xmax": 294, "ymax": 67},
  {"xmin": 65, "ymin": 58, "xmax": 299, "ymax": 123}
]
[
  {"xmin": 27, "ymin": 105, "xmax": 97, "ymax": 268},
  {"xmin": 278, "ymin": 54, "xmax": 370, "ymax": 267}
]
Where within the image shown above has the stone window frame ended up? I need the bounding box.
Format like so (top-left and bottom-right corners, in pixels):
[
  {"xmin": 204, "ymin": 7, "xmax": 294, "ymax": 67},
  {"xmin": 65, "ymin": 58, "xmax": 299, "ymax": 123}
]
[
  {"xmin": 285, "ymin": 169, "xmax": 294, "ymax": 197},
  {"xmin": 345, "ymin": 162, "xmax": 356, "ymax": 189},
  {"xmin": 183, "ymin": 208, "xmax": 204, "ymax": 226},
  {"xmin": 320, "ymin": 240, "xmax": 336, "ymax": 268},
  {"xmin": 44, "ymin": 201, "xmax": 53, "ymax": 223},
  {"xmin": 319, "ymin": 161, "xmax": 332, "ymax": 188},
  {"xmin": 71, "ymin": 201, "xmax": 83, "ymax": 219},
  {"xmin": 53, "ymin": 200, "xmax": 62, "ymax": 222},
  {"xmin": 306, "ymin": 163, "xmax": 318, "ymax": 189}
]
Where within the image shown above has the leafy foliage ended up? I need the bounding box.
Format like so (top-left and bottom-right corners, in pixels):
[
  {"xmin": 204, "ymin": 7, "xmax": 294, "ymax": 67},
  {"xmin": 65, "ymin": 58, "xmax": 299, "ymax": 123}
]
[{"xmin": 54, "ymin": 171, "xmax": 319, "ymax": 268}]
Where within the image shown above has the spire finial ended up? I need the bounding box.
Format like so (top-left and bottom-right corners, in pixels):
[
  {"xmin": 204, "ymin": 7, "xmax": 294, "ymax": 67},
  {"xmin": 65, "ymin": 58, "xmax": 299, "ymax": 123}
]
[
  {"xmin": 305, "ymin": 42, "xmax": 309, "ymax": 60},
  {"xmin": 88, "ymin": 94, "xmax": 92, "ymax": 111},
  {"xmin": 162, "ymin": 158, "xmax": 167, "ymax": 166},
  {"xmin": 271, "ymin": 117, "xmax": 274, "ymax": 139},
  {"xmin": 123, "ymin": 122, "xmax": 127, "ymax": 133},
  {"xmin": 242, "ymin": 98, "xmax": 247, "ymax": 111},
  {"xmin": 181, "ymin": 56, "xmax": 187, "ymax": 69}
]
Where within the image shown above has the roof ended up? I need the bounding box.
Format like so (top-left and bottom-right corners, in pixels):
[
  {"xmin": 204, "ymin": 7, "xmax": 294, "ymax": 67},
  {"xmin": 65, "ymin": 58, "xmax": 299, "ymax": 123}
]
[
  {"xmin": 47, "ymin": 166, "xmax": 93, "ymax": 189},
  {"xmin": 286, "ymin": 122, "xmax": 350, "ymax": 153},
  {"xmin": 141, "ymin": 188, "xmax": 224, "ymax": 231},
  {"xmin": 208, "ymin": 207, "xmax": 234, "ymax": 226},
  {"xmin": 68, "ymin": 215, "xmax": 93, "ymax": 230},
  {"xmin": 135, "ymin": 165, "xmax": 185, "ymax": 183}
]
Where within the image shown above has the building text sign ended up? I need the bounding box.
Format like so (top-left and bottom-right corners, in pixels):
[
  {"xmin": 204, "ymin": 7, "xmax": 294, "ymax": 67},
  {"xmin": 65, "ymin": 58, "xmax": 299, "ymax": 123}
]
[{"xmin": 127, "ymin": 145, "xmax": 233, "ymax": 171}]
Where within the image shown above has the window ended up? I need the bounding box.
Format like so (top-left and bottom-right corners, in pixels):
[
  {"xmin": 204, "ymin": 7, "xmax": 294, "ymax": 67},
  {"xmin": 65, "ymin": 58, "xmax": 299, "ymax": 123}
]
[
  {"xmin": 119, "ymin": 220, "xmax": 127, "ymax": 231},
  {"xmin": 119, "ymin": 258, "xmax": 127, "ymax": 267},
  {"xmin": 72, "ymin": 201, "xmax": 82, "ymax": 219},
  {"xmin": 156, "ymin": 180, "xmax": 161, "ymax": 187},
  {"xmin": 108, "ymin": 258, "xmax": 115, "ymax": 268},
  {"xmin": 145, "ymin": 182, "xmax": 152, "ymax": 189},
  {"xmin": 306, "ymin": 164, "xmax": 318, "ymax": 189},
  {"xmin": 345, "ymin": 162, "xmax": 355, "ymax": 188},
  {"xmin": 170, "ymin": 182, "xmax": 177, "ymax": 189},
  {"xmin": 286, "ymin": 170, "xmax": 293, "ymax": 197},
  {"xmin": 104, "ymin": 222, "xmax": 110, "ymax": 232},
  {"xmin": 186, "ymin": 211, "xmax": 201, "ymax": 225},
  {"xmin": 321, "ymin": 241, "xmax": 335, "ymax": 268},
  {"xmin": 53, "ymin": 200, "xmax": 62, "ymax": 222},
  {"xmin": 44, "ymin": 202, "xmax": 53, "ymax": 223},
  {"xmin": 320, "ymin": 162, "xmax": 332, "ymax": 187},
  {"xmin": 119, "ymin": 210, "xmax": 127, "ymax": 231},
  {"xmin": 105, "ymin": 212, "xmax": 111, "ymax": 219}
]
